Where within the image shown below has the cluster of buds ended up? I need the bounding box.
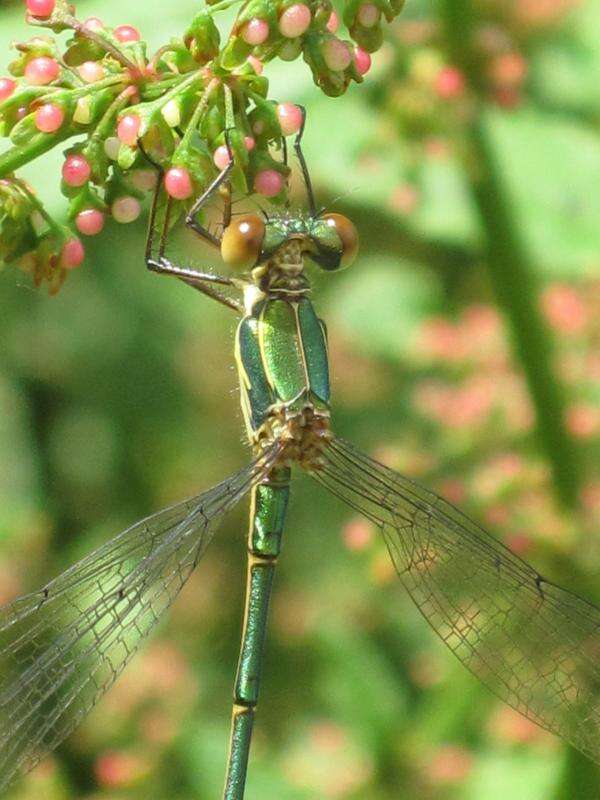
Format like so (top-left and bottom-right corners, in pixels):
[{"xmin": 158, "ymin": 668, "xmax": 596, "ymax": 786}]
[
  {"xmin": 0, "ymin": 0, "xmax": 405, "ymax": 292},
  {"xmin": 380, "ymin": 0, "xmax": 576, "ymax": 142},
  {"xmin": 375, "ymin": 2, "xmax": 578, "ymax": 216},
  {"xmin": 0, "ymin": 176, "xmax": 84, "ymax": 293}
]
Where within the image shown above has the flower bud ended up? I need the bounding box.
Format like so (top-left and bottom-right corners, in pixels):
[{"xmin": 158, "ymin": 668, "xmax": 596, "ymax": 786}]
[
  {"xmin": 303, "ymin": 33, "xmax": 354, "ymax": 96},
  {"xmin": 161, "ymin": 98, "xmax": 181, "ymax": 128},
  {"xmin": 184, "ymin": 12, "xmax": 221, "ymax": 64}
]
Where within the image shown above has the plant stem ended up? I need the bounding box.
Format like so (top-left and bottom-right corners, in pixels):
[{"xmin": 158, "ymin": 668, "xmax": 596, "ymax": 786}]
[
  {"xmin": 29, "ymin": 10, "xmax": 141, "ymax": 76},
  {"xmin": 180, "ymin": 78, "xmax": 220, "ymax": 148},
  {"xmin": 0, "ymin": 131, "xmax": 71, "ymax": 177},
  {"xmin": 67, "ymin": 74, "xmax": 127, "ymax": 99},
  {"xmin": 12, "ymin": 177, "xmax": 61, "ymax": 234},
  {"xmin": 208, "ymin": 0, "xmax": 244, "ymax": 15},
  {"xmin": 90, "ymin": 84, "xmax": 138, "ymax": 143},
  {"xmin": 437, "ymin": 0, "xmax": 582, "ymax": 509}
]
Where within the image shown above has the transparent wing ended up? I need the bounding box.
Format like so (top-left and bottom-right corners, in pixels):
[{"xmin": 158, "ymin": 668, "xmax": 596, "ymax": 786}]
[
  {"xmin": 312, "ymin": 436, "xmax": 600, "ymax": 764},
  {"xmin": 0, "ymin": 445, "xmax": 280, "ymax": 790}
]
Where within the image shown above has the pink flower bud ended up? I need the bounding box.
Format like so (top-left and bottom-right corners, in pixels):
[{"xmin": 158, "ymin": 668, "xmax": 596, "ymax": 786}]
[
  {"xmin": 34, "ymin": 102, "xmax": 64, "ymax": 133},
  {"xmin": 114, "ymin": 25, "xmax": 141, "ymax": 43},
  {"xmin": 24, "ymin": 56, "xmax": 60, "ymax": 86},
  {"xmin": 130, "ymin": 169, "xmax": 157, "ymax": 192},
  {"xmin": 213, "ymin": 145, "xmax": 231, "ymax": 170},
  {"xmin": 354, "ymin": 47, "xmax": 372, "ymax": 76},
  {"xmin": 60, "ymin": 238, "xmax": 85, "ymax": 269},
  {"xmin": 434, "ymin": 67, "xmax": 465, "ymax": 99},
  {"xmin": 164, "ymin": 167, "xmax": 193, "ymax": 200},
  {"xmin": 62, "ymin": 154, "xmax": 91, "ymax": 187},
  {"xmin": 78, "ymin": 61, "xmax": 105, "ymax": 83},
  {"xmin": 326, "ymin": 10, "xmax": 339, "ymax": 33},
  {"xmin": 247, "ymin": 55, "xmax": 263, "ymax": 74},
  {"xmin": 75, "ymin": 208, "xmax": 105, "ymax": 236},
  {"xmin": 322, "ymin": 38, "xmax": 351, "ymax": 72},
  {"xmin": 357, "ymin": 3, "xmax": 380, "ymax": 28},
  {"xmin": 241, "ymin": 18, "xmax": 269, "ymax": 45},
  {"xmin": 117, "ymin": 114, "xmax": 141, "ymax": 145},
  {"xmin": 83, "ymin": 17, "xmax": 104, "ymax": 31},
  {"xmin": 112, "ymin": 196, "xmax": 141, "ymax": 224},
  {"xmin": 278, "ymin": 4, "xmax": 312, "ymax": 38},
  {"xmin": 276, "ymin": 103, "xmax": 303, "ymax": 136},
  {"xmin": 26, "ymin": 0, "xmax": 55, "ymax": 18},
  {"xmin": 254, "ymin": 169, "xmax": 284, "ymax": 197},
  {"xmin": 0, "ymin": 77, "xmax": 17, "ymax": 102}
]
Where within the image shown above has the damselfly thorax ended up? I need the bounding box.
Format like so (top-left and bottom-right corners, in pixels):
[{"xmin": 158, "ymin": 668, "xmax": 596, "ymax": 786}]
[
  {"xmin": 213, "ymin": 209, "xmax": 358, "ymax": 468},
  {"xmin": 233, "ymin": 224, "xmax": 351, "ymax": 469}
]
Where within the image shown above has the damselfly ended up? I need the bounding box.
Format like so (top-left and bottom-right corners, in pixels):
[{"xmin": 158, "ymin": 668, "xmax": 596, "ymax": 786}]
[{"xmin": 1, "ymin": 117, "xmax": 599, "ymax": 800}]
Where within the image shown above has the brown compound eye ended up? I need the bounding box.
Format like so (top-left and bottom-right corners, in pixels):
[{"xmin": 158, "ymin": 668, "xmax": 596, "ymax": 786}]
[
  {"xmin": 321, "ymin": 213, "xmax": 359, "ymax": 269},
  {"xmin": 221, "ymin": 214, "xmax": 266, "ymax": 270}
]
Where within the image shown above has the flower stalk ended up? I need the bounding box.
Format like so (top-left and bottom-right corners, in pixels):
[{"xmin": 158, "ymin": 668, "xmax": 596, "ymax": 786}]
[{"xmin": 436, "ymin": 0, "xmax": 582, "ymax": 509}]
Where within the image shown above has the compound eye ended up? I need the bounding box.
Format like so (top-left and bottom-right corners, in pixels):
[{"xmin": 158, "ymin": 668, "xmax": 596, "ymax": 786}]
[
  {"xmin": 221, "ymin": 214, "xmax": 266, "ymax": 270},
  {"xmin": 321, "ymin": 213, "xmax": 358, "ymax": 269}
]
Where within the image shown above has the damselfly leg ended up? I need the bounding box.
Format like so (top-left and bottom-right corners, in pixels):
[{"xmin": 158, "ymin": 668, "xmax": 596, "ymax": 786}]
[
  {"xmin": 142, "ymin": 134, "xmax": 242, "ymax": 313},
  {"xmin": 292, "ymin": 105, "xmax": 317, "ymax": 217},
  {"xmin": 184, "ymin": 131, "xmax": 235, "ymax": 244}
]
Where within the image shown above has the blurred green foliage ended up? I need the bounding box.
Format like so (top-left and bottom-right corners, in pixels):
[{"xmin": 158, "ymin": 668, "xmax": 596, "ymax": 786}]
[{"xmin": 1, "ymin": 0, "xmax": 599, "ymax": 798}]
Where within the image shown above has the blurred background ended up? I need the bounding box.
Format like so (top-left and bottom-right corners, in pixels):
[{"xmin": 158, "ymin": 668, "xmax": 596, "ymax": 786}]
[{"xmin": 1, "ymin": 0, "xmax": 599, "ymax": 797}]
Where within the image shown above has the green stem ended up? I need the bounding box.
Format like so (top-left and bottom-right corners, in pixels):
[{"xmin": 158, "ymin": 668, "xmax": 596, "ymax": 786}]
[
  {"xmin": 0, "ymin": 77, "xmax": 127, "ymax": 179},
  {"xmin": 437, "ymin": 0, "xmax": 582, "ymax": 509},
  {"xmin": 556, "ymin": 748, "xmax": 600, "ymax": 799},
  {"xmin": 223, "ymin": 82, "xmax": 235, "ymax": 130},
  {"xmin": 139, "ymin": 74, "xmax": 183, "ymax": 100},
  {"xmin": 180, "ymin": 78, "xmax": 220, "ymax": 148},
  {"xmin": 90, "ymin": 84, "xmax": 138, "ymax": 143},
  {"xmin": 0, "ymin": 130, "xmax": 70, "ymax": 178},
  {"xmin": 67, "ymin": 74, "xmax": 127, "ymax": 100},
  {"xmin": 140, "ymin": 69, "xmax": 204, "ymax": 120},
  {"xmin": 29, "ymin": 11, "xmax": 141, "ymax": 75},
  {"xmin": 208, "ymin": 0, "xmax": 245, "ymax": 15},
  {"xmin": 11, "ymin": 177, "xmax": 61, "ymax": 234}
]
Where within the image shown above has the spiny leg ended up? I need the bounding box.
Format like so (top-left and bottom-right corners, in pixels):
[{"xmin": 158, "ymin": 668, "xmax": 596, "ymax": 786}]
[
  {"xmin": 281, "ymin": 136, "xmax": 292, "ymax": 212},
  {"xmin": 293, "ymin": 106, "xmax": 317, "ymax": 217},
  {"xmin": 142, "ymin": 147, "xmax": 242, "ymax": 313},
  {"xmin": 222, "ymin": 468, "xmax": 291, "ymax": 800},
  {"xmin": 185, "ymin": 130, "xmax": 235, "ymax": 244}
]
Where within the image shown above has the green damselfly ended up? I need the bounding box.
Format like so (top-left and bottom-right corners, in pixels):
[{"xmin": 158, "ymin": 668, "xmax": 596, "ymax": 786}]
[{"xmin": 1, "ymin": 119, "xmax": 600, "ymax": 799}]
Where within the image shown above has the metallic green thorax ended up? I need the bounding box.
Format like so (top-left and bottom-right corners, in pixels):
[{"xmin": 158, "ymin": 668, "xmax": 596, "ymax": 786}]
[{"xmin": 235, "ymin": 296, "xmax": 330, "ymax": 442}]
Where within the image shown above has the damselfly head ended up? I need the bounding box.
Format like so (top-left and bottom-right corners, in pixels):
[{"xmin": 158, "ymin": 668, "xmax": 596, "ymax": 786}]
[{"xmin": 220, "ymin": 211, "xmax": 359, "ymax": 272}]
